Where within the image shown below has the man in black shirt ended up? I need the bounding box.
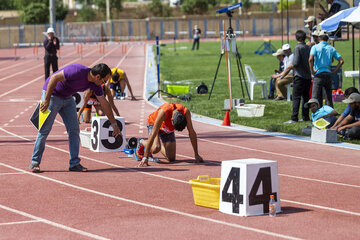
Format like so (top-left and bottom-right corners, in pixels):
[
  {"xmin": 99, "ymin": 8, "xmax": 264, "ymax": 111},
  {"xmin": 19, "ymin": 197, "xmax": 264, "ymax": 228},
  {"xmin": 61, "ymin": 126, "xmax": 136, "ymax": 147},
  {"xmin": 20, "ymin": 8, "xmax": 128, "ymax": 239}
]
[
  {"xmin": 43, "ymin": 27, "xmax": 60, "ymax": 80},
  {"xmin": 284, "ymin": 30, "xmax": 312, "ymax": 124}
]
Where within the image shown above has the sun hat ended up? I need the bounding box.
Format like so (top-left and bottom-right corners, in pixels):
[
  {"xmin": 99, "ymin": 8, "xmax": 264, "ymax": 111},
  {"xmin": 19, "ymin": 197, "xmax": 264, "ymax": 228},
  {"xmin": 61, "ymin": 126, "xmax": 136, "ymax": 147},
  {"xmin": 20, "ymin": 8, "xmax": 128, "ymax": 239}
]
[
  {"xmin": 319, "ymin": 30, "xmax": 328, "ymax": 36},
  {"xmin": 343, "ymin": 93, "xmax": 360, "ymax": 104},
  {"xmin": 272, "ymin": 48, "xmax": 285, "ymax": 56},
  {"xmin": 47, "ymin": 27, "xmax": 55, "ymax": 34},
  {"xmin": 282, "ymin": 43, "xmax": 291, "ymax": 50},
  {"xmin": 304, "ymin": 98, "xmax": 320, "ymax": 108},
  {"xmin": 304, "ymin": 16, "xmax": 316, "ymax": 23}
]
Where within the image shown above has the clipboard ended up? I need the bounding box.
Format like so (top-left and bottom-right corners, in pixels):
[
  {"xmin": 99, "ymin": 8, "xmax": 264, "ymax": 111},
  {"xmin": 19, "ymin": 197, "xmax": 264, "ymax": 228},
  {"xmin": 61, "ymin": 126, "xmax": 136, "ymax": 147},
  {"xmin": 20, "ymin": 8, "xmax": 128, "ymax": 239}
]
[{"xmin": 29, "ymin": 102, "xmax": 51, "ymax": 131}]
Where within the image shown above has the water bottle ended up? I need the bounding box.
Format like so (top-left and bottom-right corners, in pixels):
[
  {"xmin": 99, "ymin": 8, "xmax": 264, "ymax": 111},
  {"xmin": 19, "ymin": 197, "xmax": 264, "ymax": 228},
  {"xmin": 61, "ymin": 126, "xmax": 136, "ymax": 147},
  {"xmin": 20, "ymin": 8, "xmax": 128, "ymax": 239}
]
[{"xmin": 269, "ymin": 194, "xmax": 276, "ymax": 217}]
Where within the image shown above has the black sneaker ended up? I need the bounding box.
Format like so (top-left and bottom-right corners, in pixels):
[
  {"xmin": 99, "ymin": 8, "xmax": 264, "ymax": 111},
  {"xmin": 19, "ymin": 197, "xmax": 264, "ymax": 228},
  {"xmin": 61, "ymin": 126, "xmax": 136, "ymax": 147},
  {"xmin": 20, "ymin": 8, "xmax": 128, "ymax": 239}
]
[{"xmin": 69, "ymin": 164, "xmax": 88, "ymax": 172}]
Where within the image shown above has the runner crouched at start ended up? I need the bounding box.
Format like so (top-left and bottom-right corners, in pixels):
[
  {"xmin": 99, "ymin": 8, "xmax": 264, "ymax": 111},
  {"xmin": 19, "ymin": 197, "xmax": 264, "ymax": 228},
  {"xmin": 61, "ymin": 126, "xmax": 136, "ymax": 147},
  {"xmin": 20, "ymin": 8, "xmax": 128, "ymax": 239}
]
[
  {"xmin": 77, "ymin": 84, "xmax": 120, "ymax": 123},
  {"xmin": 137, "ymin": 102, "xmax": 203, "ymax": 167}
]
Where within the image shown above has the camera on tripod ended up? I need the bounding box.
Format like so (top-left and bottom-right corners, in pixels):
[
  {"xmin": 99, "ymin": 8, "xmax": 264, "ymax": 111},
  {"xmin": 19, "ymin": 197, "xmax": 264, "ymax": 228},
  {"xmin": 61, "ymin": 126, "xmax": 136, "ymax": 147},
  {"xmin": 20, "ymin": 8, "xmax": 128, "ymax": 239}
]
[{"xmin": 208, "ymin": 3, "xmax": 250, "ymax": 104}]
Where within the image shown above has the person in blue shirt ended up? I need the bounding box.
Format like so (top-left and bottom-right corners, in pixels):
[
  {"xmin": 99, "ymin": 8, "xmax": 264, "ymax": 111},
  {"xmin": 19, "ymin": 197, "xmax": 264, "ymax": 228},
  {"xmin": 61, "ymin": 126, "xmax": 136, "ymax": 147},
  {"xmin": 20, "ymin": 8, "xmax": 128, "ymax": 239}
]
[
  {"xmin": 333, "ymin": 93, "xmax": 360, "ymax": 139},
  {"xmin": 331, "ymin": 87, "xmax": 359, "ymax": 129},
  {"xmin": 305, "ymin": 98, "xmax": 338, "ymax": 126},
  {"xmin": 309, "ymin": 30, "xmax": 344, "ymax": 108}
]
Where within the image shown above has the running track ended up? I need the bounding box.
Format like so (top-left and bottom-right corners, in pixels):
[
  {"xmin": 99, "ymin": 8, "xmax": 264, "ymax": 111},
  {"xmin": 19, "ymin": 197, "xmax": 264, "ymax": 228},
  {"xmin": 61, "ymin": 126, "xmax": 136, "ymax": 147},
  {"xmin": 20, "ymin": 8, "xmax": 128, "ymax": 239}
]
[{"xmin": 0, "ymin": 42, "xmax": 359, "ymax": 239}]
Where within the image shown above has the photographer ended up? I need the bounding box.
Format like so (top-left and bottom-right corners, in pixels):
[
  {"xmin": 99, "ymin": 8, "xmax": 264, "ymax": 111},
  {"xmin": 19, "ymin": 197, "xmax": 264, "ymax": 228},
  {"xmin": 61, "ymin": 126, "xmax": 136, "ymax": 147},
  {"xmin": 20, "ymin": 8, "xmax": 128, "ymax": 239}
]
[{"xmin": 43, "ymin": 27, "xmax": 60, "ymax": 81}]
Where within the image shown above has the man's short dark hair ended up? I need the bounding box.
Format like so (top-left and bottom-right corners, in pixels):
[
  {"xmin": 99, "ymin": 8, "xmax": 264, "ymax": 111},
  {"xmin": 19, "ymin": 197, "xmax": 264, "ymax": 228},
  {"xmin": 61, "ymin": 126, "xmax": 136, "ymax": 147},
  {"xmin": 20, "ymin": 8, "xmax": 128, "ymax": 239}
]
[
  {"xmin": 112, "ymin": 72, "xmax": 120, "ymax": 82},
  {"xmin": 345, "ymin": 87, "xmax": 359, "ymax": 97},
  {"xmin": 173, "ymin": 112, "xmax": 187, "ymax": 131},
  {"xmin": 320, "ymin": 35, "xmax": 329, "ymax": 41},
  {"xmin": 295, "ymin": 30, "xmax": 307, "ymax": 42},
  {"xmin": 91, "ymin": 63, "xmax": 111, "ymax": 78}
]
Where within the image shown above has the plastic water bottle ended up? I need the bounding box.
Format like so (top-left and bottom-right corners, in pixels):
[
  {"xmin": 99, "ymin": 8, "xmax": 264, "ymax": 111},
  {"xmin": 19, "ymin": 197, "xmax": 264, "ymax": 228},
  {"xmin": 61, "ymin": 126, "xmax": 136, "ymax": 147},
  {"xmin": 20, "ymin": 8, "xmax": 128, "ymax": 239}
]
[{"xmin": 269, "ymin": 195, "xmax": 276, "ymax": 217}]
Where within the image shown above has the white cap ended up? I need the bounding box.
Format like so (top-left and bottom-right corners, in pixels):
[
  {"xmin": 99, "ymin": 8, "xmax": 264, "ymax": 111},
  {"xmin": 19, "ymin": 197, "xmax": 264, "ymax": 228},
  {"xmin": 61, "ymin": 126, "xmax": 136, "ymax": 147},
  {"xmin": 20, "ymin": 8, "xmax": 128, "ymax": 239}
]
[
  {"xmin": 319, "ymin": 30, "xmax": 328, "ymax": 36},
  {"xmin": 304, "ymin": 16, "xmax": 316, "ymax": 23},
  {"xmin": 47, "ymin": 27, "xmax": 55, "ymax": 34},
  {"xmin": 282, "ymin": 43, "xmax": 291, "ymax": 50},
  {"xmin": 272, "ymin": 48, "xmax": 285, "ymax": 56}
]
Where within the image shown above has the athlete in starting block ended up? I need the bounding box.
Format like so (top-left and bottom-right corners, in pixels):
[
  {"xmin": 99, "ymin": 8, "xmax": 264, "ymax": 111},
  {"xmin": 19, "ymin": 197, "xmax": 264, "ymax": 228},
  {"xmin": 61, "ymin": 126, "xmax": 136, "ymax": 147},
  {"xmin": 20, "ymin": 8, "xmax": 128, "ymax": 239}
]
[
  {"xmin": 108, "ymin": 68, "xmax": 136, "ymax": 100},
  {"xmin": 77, "ymin": 84, "xmax": 120, "ymax": 123},
  {"xmin": 137, "ymin": 102, "xmax": 203, "ymax": 167}
]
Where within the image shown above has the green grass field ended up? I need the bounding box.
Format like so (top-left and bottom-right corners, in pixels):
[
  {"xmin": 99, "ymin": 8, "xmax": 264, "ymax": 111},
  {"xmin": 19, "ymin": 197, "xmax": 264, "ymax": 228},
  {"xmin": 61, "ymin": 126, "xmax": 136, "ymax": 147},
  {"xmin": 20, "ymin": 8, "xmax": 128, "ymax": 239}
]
[{"xmin": 154, "ymin": 38, "xmax": 360, "ymax": 142}]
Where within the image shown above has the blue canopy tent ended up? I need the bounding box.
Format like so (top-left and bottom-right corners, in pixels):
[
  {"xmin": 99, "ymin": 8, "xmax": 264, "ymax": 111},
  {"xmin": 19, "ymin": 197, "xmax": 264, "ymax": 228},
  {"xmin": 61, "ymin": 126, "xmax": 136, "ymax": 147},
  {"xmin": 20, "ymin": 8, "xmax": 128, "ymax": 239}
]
[{"xmin": 320, "ymin": 5, "xmax": 360, "ymax": 87}]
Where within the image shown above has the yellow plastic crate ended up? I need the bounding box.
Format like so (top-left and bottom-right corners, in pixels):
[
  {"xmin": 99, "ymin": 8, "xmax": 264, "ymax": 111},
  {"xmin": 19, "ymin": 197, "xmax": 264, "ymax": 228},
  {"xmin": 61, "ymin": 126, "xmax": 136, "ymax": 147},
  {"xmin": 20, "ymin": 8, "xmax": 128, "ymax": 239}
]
[
  {"xmin": 189, "ymin": 175, "xmax": 220, "ymax": 209},
  {"xmin": 167, "ymin": 85, "xmax": 189, "ymax": 95}
]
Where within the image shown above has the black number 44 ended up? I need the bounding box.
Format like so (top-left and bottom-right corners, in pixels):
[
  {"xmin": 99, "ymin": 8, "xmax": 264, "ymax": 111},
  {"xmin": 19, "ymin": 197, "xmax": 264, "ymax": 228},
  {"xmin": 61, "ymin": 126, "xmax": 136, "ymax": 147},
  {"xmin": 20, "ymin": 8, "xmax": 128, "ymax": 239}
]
[{"xmin": 222, "ymin": 167, "xmax": 277, "ymax": 214}]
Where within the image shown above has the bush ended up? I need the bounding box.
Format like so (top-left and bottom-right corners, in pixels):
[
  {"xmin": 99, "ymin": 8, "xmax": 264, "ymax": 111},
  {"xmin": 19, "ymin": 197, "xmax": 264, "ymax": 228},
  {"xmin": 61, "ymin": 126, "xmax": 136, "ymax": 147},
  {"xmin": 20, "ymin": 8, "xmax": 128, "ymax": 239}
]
[
  {"xmin": 20, "ymin": 2, "xmax": 48, "ymax": 24},
  {"xmin": 77, "ymin": 5, "xmax": 97, "ymax": 22},
  {"xmin": 181, "ymin": 0, "xmax": 209, "ymax": 14}
]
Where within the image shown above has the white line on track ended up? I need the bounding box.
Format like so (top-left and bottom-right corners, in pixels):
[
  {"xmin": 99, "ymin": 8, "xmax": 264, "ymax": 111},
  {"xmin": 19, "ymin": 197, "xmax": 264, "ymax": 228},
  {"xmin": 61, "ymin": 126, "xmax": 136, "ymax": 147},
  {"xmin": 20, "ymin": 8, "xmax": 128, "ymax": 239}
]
[
  {"xmin": 1, "ymin": 127, "xmax": 360, "ymax": 217},
  {"xmin": 0, "ymin": 47, "xmax": 99, "ymax": 99},
  {"xmin": 0, "ymin": 162, "xmax": 301, "ymax": 240},
  {"xmin": 0, "ymin": 204, "xmax": 109, "ymax": 240},
  {"xmin": 0, "ymin": 172, "xmax": 26, "ymax": 176},
  {"xmin": 0, "ymin": 220, "xmax": 41, "ymax": 226},
  {"xmin": 195, "ymin": 134, "xmax": 360, "ymax": 169},
  {"xmin": 0, "ymin": 49, "xmax": 79, "ymax": 83}
]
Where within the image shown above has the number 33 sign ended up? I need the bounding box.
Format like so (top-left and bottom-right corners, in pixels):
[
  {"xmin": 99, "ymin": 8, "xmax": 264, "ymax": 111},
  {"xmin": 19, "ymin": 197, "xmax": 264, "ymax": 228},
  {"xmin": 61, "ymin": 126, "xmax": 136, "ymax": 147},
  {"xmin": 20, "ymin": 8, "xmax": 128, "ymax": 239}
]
[
  {"xmin": 219, "ymin": 159, "xmax": 281, "ymax": 217},
  {"xmin": 90, "ymin": 116, "xmax": 126, "ymax": 152}
]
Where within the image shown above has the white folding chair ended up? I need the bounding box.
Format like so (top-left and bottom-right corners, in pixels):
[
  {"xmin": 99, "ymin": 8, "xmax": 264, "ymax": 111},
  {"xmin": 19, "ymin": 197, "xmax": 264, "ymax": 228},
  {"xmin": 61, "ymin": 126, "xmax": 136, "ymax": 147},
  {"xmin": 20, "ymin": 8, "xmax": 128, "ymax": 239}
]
[
  {"xmin": 244, "ymin": 64, "xmax": 267, "ymax": 100},
  {"xmin": 286, "ymin": 83, "xmax": 292, "ymax": 101}
]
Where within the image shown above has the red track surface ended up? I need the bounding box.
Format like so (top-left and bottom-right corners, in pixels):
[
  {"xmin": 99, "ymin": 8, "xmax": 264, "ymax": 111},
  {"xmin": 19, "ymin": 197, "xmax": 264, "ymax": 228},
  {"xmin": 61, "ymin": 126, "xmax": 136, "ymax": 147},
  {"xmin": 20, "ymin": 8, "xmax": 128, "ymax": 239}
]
[{"xmin": 0, "ymin": 42, "xmax": 359, "ymax": 240}]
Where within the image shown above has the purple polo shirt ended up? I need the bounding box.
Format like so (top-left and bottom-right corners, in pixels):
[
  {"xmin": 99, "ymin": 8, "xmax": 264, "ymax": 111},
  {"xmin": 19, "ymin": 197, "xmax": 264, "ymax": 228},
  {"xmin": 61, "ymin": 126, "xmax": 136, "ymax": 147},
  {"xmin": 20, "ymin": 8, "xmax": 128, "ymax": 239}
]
[{"xmin": 43, "ymin": 64, "xmax": 103, "ymax": 98}]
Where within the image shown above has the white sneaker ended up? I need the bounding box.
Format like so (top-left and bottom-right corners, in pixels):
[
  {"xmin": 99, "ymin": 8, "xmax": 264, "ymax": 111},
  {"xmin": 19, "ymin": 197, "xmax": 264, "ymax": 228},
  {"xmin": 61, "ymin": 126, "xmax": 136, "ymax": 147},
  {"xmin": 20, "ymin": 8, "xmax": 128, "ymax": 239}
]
[{"xmin": 284, "ymin": 120, "xmax": 298, "ymax": 124}]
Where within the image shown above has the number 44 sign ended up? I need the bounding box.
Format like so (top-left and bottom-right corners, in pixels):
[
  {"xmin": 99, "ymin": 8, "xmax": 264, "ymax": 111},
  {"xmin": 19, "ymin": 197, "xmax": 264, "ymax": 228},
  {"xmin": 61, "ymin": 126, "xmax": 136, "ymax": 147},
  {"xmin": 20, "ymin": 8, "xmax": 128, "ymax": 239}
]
[{"xmin": 219, "ymin": 159, "xmax": 281, "ymax": 217}]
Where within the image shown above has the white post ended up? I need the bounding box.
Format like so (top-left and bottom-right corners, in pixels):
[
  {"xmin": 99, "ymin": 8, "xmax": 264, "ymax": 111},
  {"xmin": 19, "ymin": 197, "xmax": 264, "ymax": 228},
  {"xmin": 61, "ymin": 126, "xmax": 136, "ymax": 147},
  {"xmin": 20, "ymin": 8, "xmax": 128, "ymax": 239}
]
[
  {"xmin": 106, "ymin": 0, "xmax": 110, "ymax": 22},
  {"xmin": 49, "ymin": 0, "xmax": 56, "ymax": 29}
]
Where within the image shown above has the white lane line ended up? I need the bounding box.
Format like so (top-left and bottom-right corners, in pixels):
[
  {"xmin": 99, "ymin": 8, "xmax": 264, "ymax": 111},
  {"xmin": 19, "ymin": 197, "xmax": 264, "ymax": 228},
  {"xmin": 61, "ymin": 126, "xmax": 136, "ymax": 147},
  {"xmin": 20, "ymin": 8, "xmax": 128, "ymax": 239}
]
[
  {"xmin": 0, "ymin": 172, "xmax": 26, "ymax": 176},
  {"xmin": 1, "ymin": 126, "xmax": 360, "ymax": 218},
  {"xmin": 0, "ymin": 204, "xmax": 109, "ymax": 240},
  {"xmin": 14, "ymin": 115, "xmax": 19, "ymax": 119},
  {"xmin": 0, "ymin": 47, "xmax": 98, "ymax": 99},
  {"xmin": 9, "ymin": 119, "xmax": 14, "ymax": 123},
  {"xmin": 282, "ymin": 199, "xmax": 360, "ymax": 216},
  {"xmin": 181, "ymin": 132, "xmax": 360, "ymax": 169},
  {"xmin": 279, "ymin": 174, "xmax": 360, "ymax": 189},
  {"xmin": 0, "ymin": 163, "xmax": 301, "ymax": 240},
  {"xmin": 0, "ymin": 50, "xmax": 77, "ymax": 83},
  {"xmin": 0, "ymin": 220, "xmax": 41, "ymax": 226}
]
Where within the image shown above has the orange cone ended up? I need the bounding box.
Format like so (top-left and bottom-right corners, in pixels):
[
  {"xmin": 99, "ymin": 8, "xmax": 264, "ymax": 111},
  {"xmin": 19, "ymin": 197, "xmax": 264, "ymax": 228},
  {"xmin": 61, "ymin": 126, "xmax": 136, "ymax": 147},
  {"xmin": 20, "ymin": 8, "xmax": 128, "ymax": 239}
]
[{"xmin": 222, "ymin": 111, "xmax": 231, "ymax": 126}]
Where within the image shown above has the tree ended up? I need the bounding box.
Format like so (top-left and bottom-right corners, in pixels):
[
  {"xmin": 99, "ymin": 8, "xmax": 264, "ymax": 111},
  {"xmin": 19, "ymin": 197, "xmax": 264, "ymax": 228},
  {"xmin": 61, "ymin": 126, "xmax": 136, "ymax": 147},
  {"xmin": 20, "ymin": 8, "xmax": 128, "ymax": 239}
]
[
  {"xmin": 56, "ymin": 1, "xmax": 68, "ymax": 21},
  {"xmin": 149, "ymin": 0, "xmax": 172, "ymax": 17},
  {"xmin": 0, "ymin": 0, "xmax": 15, "ymax": 10},
  {"xmin": 20, "ymin": 2, "xmax": 48, "ymax": 24},
  {"xmin": 91, "ymin": 0, "xmax": 123, "ymax": 19},
  {"xmin": 181, "ymin": 0, "xmax": 209, "ymax": 15},
  {"xmin": 77, "ymin": 5, "xmax": 97, "ymax": 22},
  {"xmin": 242, "ymin": 0, "xmax": 252, "ymax": 13}
]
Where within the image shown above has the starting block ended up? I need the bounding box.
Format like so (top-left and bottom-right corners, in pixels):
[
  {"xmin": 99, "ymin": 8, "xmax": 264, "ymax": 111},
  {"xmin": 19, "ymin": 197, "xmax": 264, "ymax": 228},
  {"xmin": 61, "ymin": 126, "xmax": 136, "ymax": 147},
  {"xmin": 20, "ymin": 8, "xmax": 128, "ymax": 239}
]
[
  {"xmin": 311, "ymin": 128, "xmax": 337, "ymax": 143},
  {"xmin": 90, "ymin": 116, "xmax": 126, "ymax": 152},
  {"xmin": 219, "ymin": 158, "xmax": 281, "ymax": 216}
]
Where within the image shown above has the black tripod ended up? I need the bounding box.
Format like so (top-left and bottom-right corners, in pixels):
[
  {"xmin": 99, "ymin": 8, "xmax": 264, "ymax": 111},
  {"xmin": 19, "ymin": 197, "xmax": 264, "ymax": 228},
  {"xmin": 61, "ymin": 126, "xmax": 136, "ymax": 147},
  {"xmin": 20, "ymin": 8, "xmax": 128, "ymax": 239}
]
[{"xmin": 208, "ymin": 11, "xmax": 250, "ymax": 101}]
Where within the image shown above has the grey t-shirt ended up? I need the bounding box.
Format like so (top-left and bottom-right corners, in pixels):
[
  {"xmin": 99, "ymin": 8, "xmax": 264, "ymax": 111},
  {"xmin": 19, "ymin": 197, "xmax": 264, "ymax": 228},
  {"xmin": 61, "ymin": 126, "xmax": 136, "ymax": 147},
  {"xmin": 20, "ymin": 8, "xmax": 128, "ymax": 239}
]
[{"xmin": 292, "ymin": 42, "xmax": 311, "ymax": 79}]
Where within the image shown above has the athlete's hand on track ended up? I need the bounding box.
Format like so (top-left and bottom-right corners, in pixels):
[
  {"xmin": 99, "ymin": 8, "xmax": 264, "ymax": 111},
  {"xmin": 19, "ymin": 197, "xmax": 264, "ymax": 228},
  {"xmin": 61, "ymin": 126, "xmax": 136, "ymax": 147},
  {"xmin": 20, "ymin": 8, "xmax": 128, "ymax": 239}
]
[
  {"xmin": 40, "ymin": 100, "xmax": 49, "ymax": 112},
  {"xmin": 137, "ymin": 158, "xmax": 149, "ymax": 167}
]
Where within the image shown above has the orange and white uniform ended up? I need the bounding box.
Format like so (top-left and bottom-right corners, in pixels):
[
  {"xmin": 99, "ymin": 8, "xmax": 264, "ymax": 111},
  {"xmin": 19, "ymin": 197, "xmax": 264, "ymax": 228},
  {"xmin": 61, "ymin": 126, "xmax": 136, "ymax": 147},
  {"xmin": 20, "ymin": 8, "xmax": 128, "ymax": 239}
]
[{"xmin": 147, "ymin": 103, "xmax": 187, "ymax": 134}]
